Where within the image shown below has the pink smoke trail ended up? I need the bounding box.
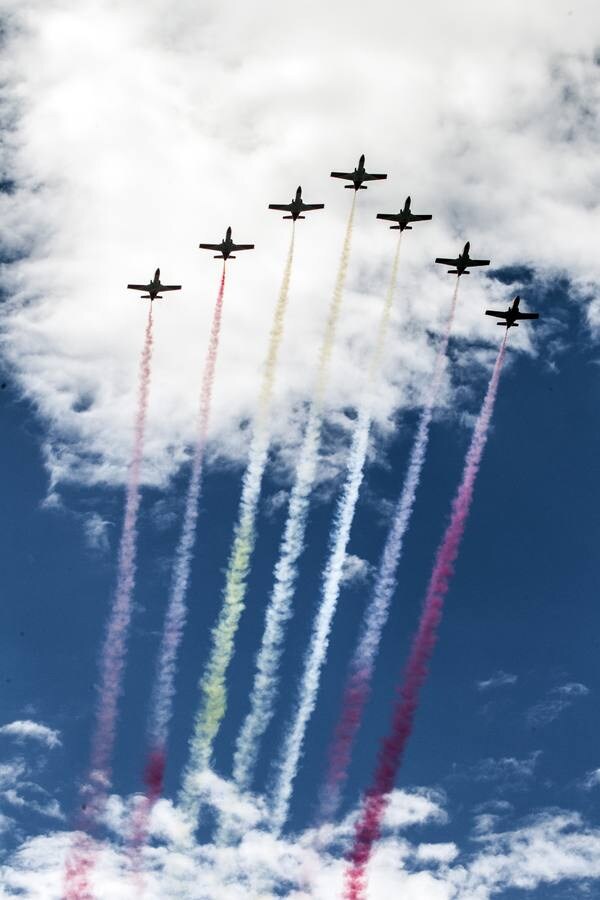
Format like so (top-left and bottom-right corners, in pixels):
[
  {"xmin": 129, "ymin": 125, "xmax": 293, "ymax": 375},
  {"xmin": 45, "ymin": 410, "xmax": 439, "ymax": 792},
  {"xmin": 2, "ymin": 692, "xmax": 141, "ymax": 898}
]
[
  {"xmin": 63, "ymin": 301, "xmax": 155, "ymax": 899},
  {"xmin": 318, "ymin": 282, "xmax": 460, "ymax": 822},
  {"xmin": 345, "ymin": 332, "xmax": 508, "ymax": 900},
  {"xmin": 131, "ymin": 265, "xmax": 227, "ymax": 855}
]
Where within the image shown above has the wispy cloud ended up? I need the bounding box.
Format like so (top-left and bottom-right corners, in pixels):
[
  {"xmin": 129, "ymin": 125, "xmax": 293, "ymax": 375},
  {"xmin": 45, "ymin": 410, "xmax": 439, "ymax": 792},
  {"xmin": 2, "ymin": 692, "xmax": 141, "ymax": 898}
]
[
  {"xmin": 0, "ymin": 720, "xmax": 61, "ymax": 750},
  {"xmin": 457, "ymin": 751, "xmax": 542, "ymax": 793},
  {"xmin": 527, "ymin": 682, "xmax": 590, "ymax": 727},
  {"xmin": 476, "ymin": 670, "xmax": 517, "ymax": 692},
  {"xmin": 581, "ymin": 769, "xmax": 600, "ymax": 792}
]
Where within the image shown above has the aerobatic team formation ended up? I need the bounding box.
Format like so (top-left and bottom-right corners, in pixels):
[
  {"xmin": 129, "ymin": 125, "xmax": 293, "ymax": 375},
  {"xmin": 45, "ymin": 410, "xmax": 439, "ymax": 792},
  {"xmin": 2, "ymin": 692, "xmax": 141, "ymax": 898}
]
[{"xmin": 63, "ymin": 154, "xmax": 539, "ymax": 899}]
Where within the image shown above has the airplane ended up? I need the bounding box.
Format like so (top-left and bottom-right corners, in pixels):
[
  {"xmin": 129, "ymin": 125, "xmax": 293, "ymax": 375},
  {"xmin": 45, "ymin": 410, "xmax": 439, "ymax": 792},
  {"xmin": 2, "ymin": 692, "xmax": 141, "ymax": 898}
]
[
  {"xmin": 268, "ymin": 185, "xmax": 324, "ymax": 220},
  {"xmin": 330, "ymin": 154, "xmax": 387, "ymax": 190},
  {"xmin": 376, "ymin": 196, "xmax": 432, "ymax": 231},
  {"xmin": 199, "ymin": 226, "xmax": 255, "ymax": 260},
  {"xmin": 435, "ymin": 241, "xmax": 490, "ymax": 276},
  {"xmin": 485, "ymin": 295, "xmax": 539, "ymax": 328},
  {"xmin": 127, "ymin": 268, "xmax": 181, "ymax": 300}
]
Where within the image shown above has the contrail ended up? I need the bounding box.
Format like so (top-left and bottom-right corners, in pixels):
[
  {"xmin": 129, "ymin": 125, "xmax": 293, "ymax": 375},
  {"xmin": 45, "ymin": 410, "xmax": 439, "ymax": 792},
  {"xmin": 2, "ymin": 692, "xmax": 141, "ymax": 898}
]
[
  {"xmin": 345, "ymin": 332, "xmax": 508, "ymax": 900},
  {"xmin": 179, "ymin": 225, "xmax": 298, "ymax": 819},
  {"xmin": 268, "ymin": 231, "xmax": 401, "ymax": 834},
  {"xmin": 128, "ymin": 265, "xmax": 227, "ymax": 862},
  {"xmin": 64, "ymin": 302, "xmax": 155, "ymax": 897},
  {"xmin": 318, "ymin": 279, "xmax": 460, "ymax": 822}
]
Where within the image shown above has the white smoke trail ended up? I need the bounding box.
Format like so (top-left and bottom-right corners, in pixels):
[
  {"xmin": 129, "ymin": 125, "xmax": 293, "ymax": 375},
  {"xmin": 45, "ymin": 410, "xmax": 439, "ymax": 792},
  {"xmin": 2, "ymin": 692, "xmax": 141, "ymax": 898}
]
[
  {"xmin": 268, "ymin": 234, "xmax": 403, "ymax": 833},
  {"xmin": 318, "ymin": 278, "xmax": 460, "ymax": 821}
]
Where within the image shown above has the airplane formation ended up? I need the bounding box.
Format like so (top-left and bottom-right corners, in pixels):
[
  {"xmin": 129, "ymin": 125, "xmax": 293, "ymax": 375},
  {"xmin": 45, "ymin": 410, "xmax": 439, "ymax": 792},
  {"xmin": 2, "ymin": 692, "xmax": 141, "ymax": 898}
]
[{"xmin": 127, "ymin": 153, "xmax": 539, "ymax": 328}]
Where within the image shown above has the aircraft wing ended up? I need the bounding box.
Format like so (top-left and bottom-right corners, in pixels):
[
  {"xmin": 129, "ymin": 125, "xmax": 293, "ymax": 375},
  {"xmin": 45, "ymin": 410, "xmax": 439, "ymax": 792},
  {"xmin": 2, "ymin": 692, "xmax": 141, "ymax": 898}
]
[
  {"xmin": 199, "ymin": 243, "xmax": 223, "ymax": 251},
  {"xmin": 301, "ymin": 203, "xmax": 325, "ymax": 211},
  {"xmin": 160, "ymin": 285, "xmax": 181, "ymax": 292},
  {"xmin": 435, "ymin": 257, "xmax": 458, "ymax": 266},
  {"xmin": 127, "ymin": 284, "xmax": 149, "ymax": 291},
  {"xmin": 362, "ymin": 173, "xmax": 387, "ymax": 181},
  {"xmin": 485, "ymin": 310, "xmax": 507, "ymax": 319},
  {"xmin": 232, "ymin": 243, "xmax": 254, "ymax": 251},
  {"xmin": 515, "ymin": 312, "xmax": 539, "ymax": 320},
  {"xmin": 268, "ymin": 204, "xmax": 292, "ymax": 212},
  {"xmin": 330, "ymin": 171, "xmax": 354, "ymax": 180},
  {"xmin": 468, "ymin": 259, "xmax": 490, "ymax": 267},
  {"xmin": 376, "ymin": 214, "xmax": 399, "ymax": 222},
  {"xmin": 409, "ymin": 213, "xmax": 432, "ymax": 222}
]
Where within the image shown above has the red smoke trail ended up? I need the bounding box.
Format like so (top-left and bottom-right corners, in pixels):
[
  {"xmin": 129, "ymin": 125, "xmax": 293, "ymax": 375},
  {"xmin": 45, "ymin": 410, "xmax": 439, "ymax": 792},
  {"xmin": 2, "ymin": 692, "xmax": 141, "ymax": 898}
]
[
  {"xmin": 63, "ymin": 302, "xmax": 155, "ymax": 899},
  {"xmin": 131, "ymin": 265, "xmax": 227, "ymax": 858},
  {"xmin": 344, "ymin": 333, "xmax": 507, "ymax": 900}
]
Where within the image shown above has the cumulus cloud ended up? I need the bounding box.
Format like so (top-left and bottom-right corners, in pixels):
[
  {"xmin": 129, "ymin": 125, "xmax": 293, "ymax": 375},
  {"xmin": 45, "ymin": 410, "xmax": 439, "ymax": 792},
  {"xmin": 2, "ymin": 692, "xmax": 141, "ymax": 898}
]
[
  {"xmin": 340, "ymin": 553, "xmax": 373, "ymax": 586},
  {"xmin": 0, "ymin": 720, "xmax": 61, "ymax": 750},
  {"xmin": 2, "ymin": 790, "xmax": 600, "ymax": 899},
  {"xmin": 476, "ymin": 670, "xmax": 518, "ymax": 691},
  {"xmin": 0, "ymin": 0, "xmax": 598, "ymax": 493}
]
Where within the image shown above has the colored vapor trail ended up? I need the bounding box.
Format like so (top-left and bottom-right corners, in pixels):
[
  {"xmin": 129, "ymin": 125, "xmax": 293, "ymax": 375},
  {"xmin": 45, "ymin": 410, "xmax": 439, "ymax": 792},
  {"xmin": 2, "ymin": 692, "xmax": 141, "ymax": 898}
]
[
  {"xmin": 130, "ymin": 265, "xmax": 227, "ymax": 852},
  {"xmin": 179, "ymin": 227, "xmax": 296, "ymax": 819},
  {"xmin": 318, "ymin": 279, "xmax": 460, "ymax": 822},
  {"xmin": 269, "ymin": 232, "xmax": 402, "ymax": 833},
  {"xmin": 64, "ymin": 302, "xmax": 155, "ymax": 898},
  {"xmin": 344, "ymin": 332, "xmax": 508, "ymax": 900},
  {"xmin": 230, "ymin": 198, "xmax": 360, "ymax": 800}
]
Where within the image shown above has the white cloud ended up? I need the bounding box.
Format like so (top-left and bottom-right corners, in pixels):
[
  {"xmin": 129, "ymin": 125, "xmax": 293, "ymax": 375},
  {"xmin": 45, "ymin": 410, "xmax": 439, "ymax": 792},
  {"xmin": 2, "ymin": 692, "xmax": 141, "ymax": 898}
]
[
  {"xmin": 416, "ymin": 842, "xmax": 459, "ymax": 865},
  {"xmin": 2, "ymin": 794, "xmax": 600, "ymax": 899},
  {"xmin": 0, "ymin": 720, "xmax": 61, "ymax": 750},
  {"xmin": 0, "ymin": 0, "xmax": 598, "ymax": 492},
  {"xmin": 556, "ymin": 682, "xmax": 590, "ymax": 698},
  {"xmin": 466, "ymin": 751, "xmax": 542, "ymax": 789},
  {"xmin": 340, "ymin": 553, "xmax": 373, "ymax": 586},
  {"xmin": 82, "ymin": 512, "xmax": 112, "ymax": 553},
  {"xmin": 527, "ymin": 682, "xmax": 590, "ymax": 727},
  {"xmin": 581, "ymin": 769, "xmax": 600, "ymax": 791},
  {"xmin": 476, "ymin": 670, "xmax": 517, "ymax": 692}
]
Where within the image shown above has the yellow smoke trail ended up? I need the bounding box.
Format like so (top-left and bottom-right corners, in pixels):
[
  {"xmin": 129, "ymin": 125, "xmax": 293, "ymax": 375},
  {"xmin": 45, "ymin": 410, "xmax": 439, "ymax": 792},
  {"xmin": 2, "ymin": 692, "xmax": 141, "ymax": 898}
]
[{"xmin": 179, "ymin": 226, "xmax": 296, "ymax": 815}]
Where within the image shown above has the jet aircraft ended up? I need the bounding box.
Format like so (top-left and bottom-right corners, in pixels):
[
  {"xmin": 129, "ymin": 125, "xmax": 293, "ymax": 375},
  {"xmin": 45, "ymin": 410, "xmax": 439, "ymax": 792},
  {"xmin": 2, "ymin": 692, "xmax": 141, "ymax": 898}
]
[
  {"xmin": 485, "ymin": 295, "xmax": 539, "ymax": 328},
  {"xmin": 376, "ymin": 196, "xmax": 432, "ymax": 231},
  {"xmin": 199, "ymin": 226, "xmax": 255, "ymax": 260},
  {"xmin": 127, "ymin": 268, "xmax": 181, "ymax": 300},
  {"xmin": 268, "ymin": 186, "xmax": 324, "ymax": 220},
  {"xmin": 435, "ymin": 241, "xmax": 490, "ymax": 276},
  {"xmin": 330, "ymin": 154, "xmax": 387, "ymax": 190}
]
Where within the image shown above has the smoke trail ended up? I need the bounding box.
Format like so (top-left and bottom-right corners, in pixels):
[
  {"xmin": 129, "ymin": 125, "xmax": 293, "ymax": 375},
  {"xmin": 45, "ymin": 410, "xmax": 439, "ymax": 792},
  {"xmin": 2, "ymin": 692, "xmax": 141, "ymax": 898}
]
[
  {"xmin": 179, "ymin": 225, "xmax": 298, "ymax": 819},
  {"xmin": 345, "ymin": 333, "xmax": 508, "ymax": 900},
  {"xmin": 318, "ymin": 280, "xmax": 460, "ymax": 822},
  {"xmin": 123, "ymin": 268, "xmax": 228, "ymax": 875},
  {"xmin": 268, "ymin": 231, "xmax": 401, "ymax": 834},
  {"xmin": 63, "ymin": 302, "xmax": 155, "ymax": 898},
  {"xmin": 143, "ymin": 265, "xmax": 227, "ymax": 799}
]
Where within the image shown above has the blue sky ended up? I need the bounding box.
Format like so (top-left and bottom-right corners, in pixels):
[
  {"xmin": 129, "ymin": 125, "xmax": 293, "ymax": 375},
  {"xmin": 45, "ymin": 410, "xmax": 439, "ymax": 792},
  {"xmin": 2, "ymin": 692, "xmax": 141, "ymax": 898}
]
[{"xmin": 1, "ymin": 1, "xmax": 600, "ymax": 897}]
